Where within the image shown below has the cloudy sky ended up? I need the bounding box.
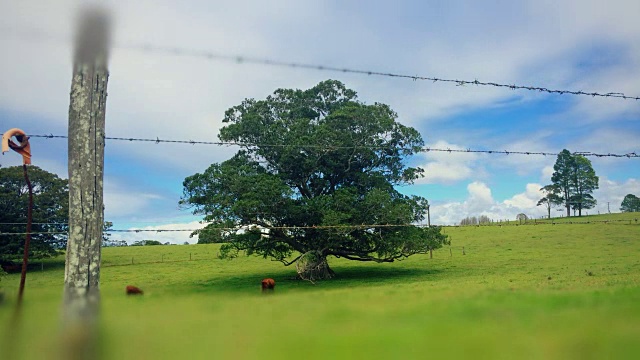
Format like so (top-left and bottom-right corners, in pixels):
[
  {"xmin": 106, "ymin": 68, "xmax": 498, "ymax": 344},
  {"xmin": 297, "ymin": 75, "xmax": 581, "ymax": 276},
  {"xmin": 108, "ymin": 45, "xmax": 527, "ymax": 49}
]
[{"xmin": 1, "ymin": 0, "xmax": 639, "ymax": 244}]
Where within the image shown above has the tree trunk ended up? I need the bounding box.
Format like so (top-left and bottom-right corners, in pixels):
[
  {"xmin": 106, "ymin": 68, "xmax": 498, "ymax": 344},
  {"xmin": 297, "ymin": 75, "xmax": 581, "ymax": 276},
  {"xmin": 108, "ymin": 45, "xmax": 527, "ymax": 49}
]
[
  {"xmin": 578, "ymin": 203, "xmax": 583, "ymax": 217},
  {"xmin": 296, "ymin": 251, "xmax": 335, "ymax": 281},
  {"xmin": 63, "ymin": 7, "xmax": 110, "ymax": 329}
]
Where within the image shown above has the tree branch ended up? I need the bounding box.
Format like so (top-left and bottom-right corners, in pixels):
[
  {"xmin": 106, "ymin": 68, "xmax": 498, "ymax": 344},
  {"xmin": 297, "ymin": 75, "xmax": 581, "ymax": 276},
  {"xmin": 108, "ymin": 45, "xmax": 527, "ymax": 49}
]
[
  {"xmin": 274, "ymin": 253, "xmax": 303, "ymax": 266},
  {"xmin": 328, "ymin": 249, "xmax": 407, "ymax": 263},
  {"xmin": 253, "ymin": 219, "xmax": 307, "ymax": 254}
]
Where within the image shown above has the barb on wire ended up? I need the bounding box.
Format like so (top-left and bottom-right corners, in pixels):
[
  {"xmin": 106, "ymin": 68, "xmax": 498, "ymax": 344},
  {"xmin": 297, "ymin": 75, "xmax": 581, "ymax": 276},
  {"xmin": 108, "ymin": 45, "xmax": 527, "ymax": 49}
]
[
  {"xmin": 13, "ymin": 133, "xmax": 640, "ymax": 159},
  {"xmin": 119, "ymin": 43, "xmax": 640, "ymax": 101},
  {"xmin": 2, "ymin": 26, "xmax": 639, "ymax": 100}
]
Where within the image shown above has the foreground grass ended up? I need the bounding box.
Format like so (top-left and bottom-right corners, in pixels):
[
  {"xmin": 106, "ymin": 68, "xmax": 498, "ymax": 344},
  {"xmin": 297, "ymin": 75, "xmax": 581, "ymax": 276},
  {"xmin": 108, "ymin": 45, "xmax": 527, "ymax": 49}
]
[{"xmin": 1, "ymin": 216, "xmax": 639, "ymax": 359}]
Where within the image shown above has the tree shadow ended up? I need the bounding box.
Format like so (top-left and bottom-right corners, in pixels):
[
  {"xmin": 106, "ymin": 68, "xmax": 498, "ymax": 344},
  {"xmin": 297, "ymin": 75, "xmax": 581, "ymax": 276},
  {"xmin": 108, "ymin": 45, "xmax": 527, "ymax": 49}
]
[
  {"xmin": 330, "ymin": 265, "xmax": 443, "ymax": 285},
  {"xmin": 192, "ymin": 263, "xmax": 444, "ymax": 295},
  {"xmin": 1, "ymin": 258, "xmax": 66, "ymax": 274}
]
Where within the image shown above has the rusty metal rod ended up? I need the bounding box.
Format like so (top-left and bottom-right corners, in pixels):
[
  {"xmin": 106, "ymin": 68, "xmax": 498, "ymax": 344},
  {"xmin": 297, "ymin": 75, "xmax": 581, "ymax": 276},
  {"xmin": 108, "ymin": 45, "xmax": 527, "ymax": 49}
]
[{"xmin": 17, "ymin": 164, "xmax": 33, "ymax": 305}]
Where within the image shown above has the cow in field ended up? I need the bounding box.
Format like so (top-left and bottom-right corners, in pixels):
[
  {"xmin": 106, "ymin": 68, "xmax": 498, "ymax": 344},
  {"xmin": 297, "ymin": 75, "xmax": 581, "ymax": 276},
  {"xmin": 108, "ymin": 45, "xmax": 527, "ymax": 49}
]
[
  {"xmin": 125, "ymin": 285, "xmax": 144, "ymax": 295},
  {"xmin": 261, "ymin": 278, "xmax": 275, "ymax": 292}
]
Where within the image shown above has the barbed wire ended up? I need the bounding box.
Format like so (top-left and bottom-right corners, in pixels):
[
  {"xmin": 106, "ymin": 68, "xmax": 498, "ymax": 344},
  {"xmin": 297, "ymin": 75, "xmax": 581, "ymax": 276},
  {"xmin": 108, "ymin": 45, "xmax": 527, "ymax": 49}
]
[
  {"xmin": 1, "ymin": 218, "xmax": 637, "ymax": 236},
  {"xmin": 120, "ymin": 43, "xmax": 640, "ymax": 101},
  {"xmin": 0, "ymin": 223, "xmax": 67, "ymax": 226},
  {"xmin": 2, "ymin": 26, "xmax": 639, "ymax": 101},
  {"xmin": 0, "ymin": 223, "xmax": 428, "ymax": 236},
  {"xmin": 7, "ymin": 133, "xmax": 639, "ymax": 158}
]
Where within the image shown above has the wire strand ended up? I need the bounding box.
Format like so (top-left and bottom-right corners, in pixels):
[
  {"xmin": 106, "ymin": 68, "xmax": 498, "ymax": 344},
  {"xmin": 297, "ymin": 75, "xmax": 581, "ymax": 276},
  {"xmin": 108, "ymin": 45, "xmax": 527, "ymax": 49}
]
[
  {"xmin": 120, "ymin": 42, "xmax": 640, "ymax": 101},
  {"xmin": 1, "ymin": 219, "xmax": 637, "ymax": 236},
  {"xmin": 2, "ymin": 27, "xmax": 638, "ymax": 101},
  {"xmin": 8, "ymin": 133, "xmax": 639, "ymax": 158}
]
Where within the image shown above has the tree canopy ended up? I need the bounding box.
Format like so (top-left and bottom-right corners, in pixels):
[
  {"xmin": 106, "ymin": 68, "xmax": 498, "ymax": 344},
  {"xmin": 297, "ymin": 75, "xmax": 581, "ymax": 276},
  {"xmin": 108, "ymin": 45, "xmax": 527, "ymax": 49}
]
[
  {"xmin": 550, "ymin": 150, "xmax": 599, "ymax": 217},
  {"xmin": 620, "ymin": 194, "xmax": 640, "ymax": 212},
  {"xmin": 536, "ymin": 184, "xmax": 563, "ymax": 219},
  {"xmin": 0, "ymin": 165, "xmax": 69, "ymax": 259},
  {"xmin": 180, "ymin": 80, "xmax": 448, "ymax": 279}
]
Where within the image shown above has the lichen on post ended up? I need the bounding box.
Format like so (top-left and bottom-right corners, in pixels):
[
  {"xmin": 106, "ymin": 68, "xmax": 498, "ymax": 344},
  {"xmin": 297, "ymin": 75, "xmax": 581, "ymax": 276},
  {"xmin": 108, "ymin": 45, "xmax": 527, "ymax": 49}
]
[{"xmin": 63, "ymin": 6, "xmax": 111, "ymax": 331}]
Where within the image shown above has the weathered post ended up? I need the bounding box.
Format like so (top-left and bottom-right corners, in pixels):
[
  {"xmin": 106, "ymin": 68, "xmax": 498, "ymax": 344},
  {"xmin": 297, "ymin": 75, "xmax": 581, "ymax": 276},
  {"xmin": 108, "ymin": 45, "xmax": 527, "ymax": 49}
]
[{"xmin": 63, "ymin": 5, "xmax": 110, "ymax": 343}]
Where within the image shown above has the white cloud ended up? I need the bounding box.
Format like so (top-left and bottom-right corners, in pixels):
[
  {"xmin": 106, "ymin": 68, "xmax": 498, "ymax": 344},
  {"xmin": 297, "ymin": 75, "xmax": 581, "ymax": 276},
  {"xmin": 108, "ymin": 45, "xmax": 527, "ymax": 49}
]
[
  {"xmin": 420, "ymin": 162, "xmax": 473, "ymax": 184},
  {"xmin": 541, "ymin": 166, "xmax": 554, "ymax": 183},
  {"xmin": 103, "ymin": 179, "xmax": 164, "ymax": 218},
  {"xmin": 503, "ymin": 183, "xmax": 543, "ymax": 209},
  {"xmin": 431, "ymin": 176, "xmax": 640, "ymax": 225},
  {"xmin": 486, "ymin": 132, "xmax": 558, "ymax": 177},
  {"xmin": 592, "ymin": 177, "xmax": 640, "ymax": 214},
  {"xmin": 416, "ymin": 140, "xmax": 484, "ymax": 184},
  {"xmin": 468, "ymin": 181, "xmax": 494, "ymax": 205},
  {"xmin": 573, "ymin": 129, "xmax": 640, "ymax": 160},
  {"xmin": 431, "ymin": 182, "xmax": 548, "ymax": 225}
]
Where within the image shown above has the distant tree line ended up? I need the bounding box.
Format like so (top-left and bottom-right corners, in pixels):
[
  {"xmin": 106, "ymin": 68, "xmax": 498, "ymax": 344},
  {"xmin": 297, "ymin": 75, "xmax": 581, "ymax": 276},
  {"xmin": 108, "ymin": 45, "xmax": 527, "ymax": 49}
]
[
  {"xmin": 130, "ymin": 240, "xmax": 166, "ymax": 246},
  {"xmin": 102, "ymin": 239, "xmax": 128, "ymax": 247},
  {"xmin": 460, "ymin": 215, "xmax": 492, "ymax": 226}
]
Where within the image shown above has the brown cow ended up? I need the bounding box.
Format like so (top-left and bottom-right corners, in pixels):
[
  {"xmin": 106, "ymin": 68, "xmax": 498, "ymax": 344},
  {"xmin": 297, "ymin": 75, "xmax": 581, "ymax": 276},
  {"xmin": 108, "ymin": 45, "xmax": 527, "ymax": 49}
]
[
  {"xmin": 261, "ymin": 278, "xmax": 275, "ymax": 292},
  {"xmin": 125, "ymin": 285, "xmax": 144, "ymax": 295}
]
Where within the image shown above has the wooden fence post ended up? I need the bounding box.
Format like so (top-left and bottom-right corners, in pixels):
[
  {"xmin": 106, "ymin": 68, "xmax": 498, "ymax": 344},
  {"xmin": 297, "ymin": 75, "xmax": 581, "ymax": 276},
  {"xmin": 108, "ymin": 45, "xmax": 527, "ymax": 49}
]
[{"xmin": 61, "ymin": 6, "xmax": 111, "ymax": 359}]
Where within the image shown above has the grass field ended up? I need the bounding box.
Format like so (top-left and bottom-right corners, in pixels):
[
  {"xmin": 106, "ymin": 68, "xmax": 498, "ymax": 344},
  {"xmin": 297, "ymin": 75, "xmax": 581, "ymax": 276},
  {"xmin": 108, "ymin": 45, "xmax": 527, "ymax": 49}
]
[{"xmin": 1, "ymin": 213, "xmax": 639, "ymax": 359}]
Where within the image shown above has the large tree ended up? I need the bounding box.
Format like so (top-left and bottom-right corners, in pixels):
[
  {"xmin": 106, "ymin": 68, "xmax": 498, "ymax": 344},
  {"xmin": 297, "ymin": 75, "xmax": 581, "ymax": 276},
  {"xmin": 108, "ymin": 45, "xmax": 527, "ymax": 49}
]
[
  {"xmin": 551, "ymin": 150, "xmax": 575, "ymax": 217},
  {"xmin": 570, "ymin": 155, "xmax": 599, "ymax": 216},
  {"xmin": 620, "ymin": 194, "xmax": 640, "ymax": 212},
  {"xmin": 181, "ymin": 80, "xmax": 449, "ymax": 280},
  {"xmin": 550, "ymin": 150, "xmax": 599, "ymax": 217},
  {"xmin": 0, "ymin": 165, "xmax": 69, "ymax": 260}
]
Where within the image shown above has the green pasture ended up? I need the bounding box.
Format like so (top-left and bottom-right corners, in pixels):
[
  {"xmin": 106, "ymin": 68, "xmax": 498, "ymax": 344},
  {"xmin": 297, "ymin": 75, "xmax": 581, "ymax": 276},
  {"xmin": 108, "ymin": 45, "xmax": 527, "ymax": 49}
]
[{"xmin": 1, "ymin": 214, "xmax": 639, "ymax": 359}]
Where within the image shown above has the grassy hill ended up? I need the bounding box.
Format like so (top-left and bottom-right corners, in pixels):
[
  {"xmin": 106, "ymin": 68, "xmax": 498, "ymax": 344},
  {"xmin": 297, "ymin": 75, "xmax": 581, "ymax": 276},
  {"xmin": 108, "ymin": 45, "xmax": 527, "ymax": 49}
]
[
  {"xmin": 455, "ymin": 211, "xmax": 640, "ymax": 226},
  {"xmin": 1, "ymin": 213, "xmax": 639, "ymax": 359}
]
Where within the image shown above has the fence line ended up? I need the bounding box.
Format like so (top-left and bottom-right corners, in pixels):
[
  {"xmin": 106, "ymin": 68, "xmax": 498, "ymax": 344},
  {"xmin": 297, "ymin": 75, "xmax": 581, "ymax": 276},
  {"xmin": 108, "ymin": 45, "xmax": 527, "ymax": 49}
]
[
  {"xmin": 4, "ymin": 133, "xmax": 638, "ymax": 159},
  {"xmin": 2, "ymin": 218, "xmax": 638, "ymax": 237}
]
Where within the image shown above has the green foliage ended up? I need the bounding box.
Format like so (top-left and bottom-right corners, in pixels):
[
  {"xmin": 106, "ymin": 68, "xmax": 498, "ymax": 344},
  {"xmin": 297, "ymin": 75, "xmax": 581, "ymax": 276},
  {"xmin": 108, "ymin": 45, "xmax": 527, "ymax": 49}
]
[
  {"xmin": 570, "ymin": 155, "xmax": 599, "ymax": 215},
  {"xmin": 537, "ymin": 184, "xmax": 563, "ymax": 219},
  {"xmin": 551, "ymin": 150, "xmax": 574, "ymax": 217},
  {"xmin": 620, "ymin": 194, "xmax": 640, "ymax": 212},
  {"xmin": 181, "ymin": 80, "xmax": 448, "ymax": 273},
  {"xmin": 550, "ymin": 150, "xmax": 599, "ymax": 217},
  {"xmin": 0, "ymin": 165, "xmax": 68, "ymax": 260}
]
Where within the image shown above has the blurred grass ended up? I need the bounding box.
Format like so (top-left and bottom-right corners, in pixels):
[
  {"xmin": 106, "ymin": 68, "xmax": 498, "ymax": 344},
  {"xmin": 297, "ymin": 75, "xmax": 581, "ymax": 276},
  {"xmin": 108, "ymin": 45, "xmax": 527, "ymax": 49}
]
[{"xmin": 1, "ymin": 214, "xmax": 639, "ymax": 359}]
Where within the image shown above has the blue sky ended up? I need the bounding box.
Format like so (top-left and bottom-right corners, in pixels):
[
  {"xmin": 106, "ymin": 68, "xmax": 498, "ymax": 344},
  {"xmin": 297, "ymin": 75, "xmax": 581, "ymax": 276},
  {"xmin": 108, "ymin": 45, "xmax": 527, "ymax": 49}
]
[{"xmin": 1, "ymin": 0, "xmax": 639, "ymax": 244}]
